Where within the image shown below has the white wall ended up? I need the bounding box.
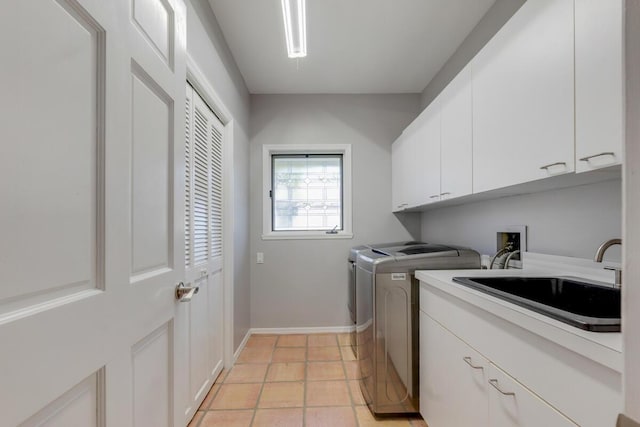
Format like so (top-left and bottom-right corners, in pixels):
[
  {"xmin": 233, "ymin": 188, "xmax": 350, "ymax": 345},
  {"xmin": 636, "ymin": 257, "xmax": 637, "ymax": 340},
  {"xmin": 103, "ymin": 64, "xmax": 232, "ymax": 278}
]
[
  {"xmin": 249, "ymin": 94, "xmax": 421, "ymax": 328},
  {"xmin": 420, "ymin": 0, "xmax": 525, "ymax": 109},
  {"xmin": 186, "ymin": 0, "xmax": 251, "ymax": 351},
  {"xmin": 421, "ymin": 180, "xmax": 622, "ymax": 261},
  {"xmin": 623, "ymin": 0, "xmax": 640, "ymax": 422}
]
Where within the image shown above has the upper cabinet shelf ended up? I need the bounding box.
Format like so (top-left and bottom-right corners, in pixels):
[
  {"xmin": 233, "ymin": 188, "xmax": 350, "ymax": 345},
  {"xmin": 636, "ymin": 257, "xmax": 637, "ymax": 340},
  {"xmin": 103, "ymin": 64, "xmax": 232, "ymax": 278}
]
[{"xmin": 392, "ymin": 0, "xmax": 623, "ymax": 213}]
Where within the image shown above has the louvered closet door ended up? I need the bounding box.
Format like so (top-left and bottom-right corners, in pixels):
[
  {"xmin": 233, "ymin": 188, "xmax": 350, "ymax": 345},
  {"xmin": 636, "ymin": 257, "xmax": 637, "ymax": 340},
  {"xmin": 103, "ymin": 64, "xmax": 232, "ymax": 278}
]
[{"xmin": 181, "ymin": 84, "xmax": 224, "ymax": 420}]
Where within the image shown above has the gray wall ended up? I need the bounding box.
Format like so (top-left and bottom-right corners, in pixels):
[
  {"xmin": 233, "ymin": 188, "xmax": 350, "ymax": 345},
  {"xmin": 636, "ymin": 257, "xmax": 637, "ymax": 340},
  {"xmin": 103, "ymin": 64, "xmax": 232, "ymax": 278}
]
[
  {"xmin": 186, "ymin": 0, "xmax": 252, "ymax": 351},
  {"xmin": 421, "ymin": 179, "xmax": 622, "ymax": 261},
  {"xmin": 420, "ymin": 0, "xmax": 526, "ymax": 109},
  {"xmin": 249, "ymin": 94, "xmax": 421, "ymax": 328}
]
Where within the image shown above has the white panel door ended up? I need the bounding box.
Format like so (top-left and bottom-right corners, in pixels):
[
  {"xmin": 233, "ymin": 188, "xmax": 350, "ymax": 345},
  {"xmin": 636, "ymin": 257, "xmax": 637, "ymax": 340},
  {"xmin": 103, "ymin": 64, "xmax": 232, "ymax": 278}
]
[
  {"xmin": 472, "ymin": 0, "xmax": 574, "ymax": 193},
  {"xmin": 0, "ymin": 0, "xmax": 187, "ymax": 426},
  {"xmin": 180, "ymin": 85, "xmax": 225, "ymax": 421}
]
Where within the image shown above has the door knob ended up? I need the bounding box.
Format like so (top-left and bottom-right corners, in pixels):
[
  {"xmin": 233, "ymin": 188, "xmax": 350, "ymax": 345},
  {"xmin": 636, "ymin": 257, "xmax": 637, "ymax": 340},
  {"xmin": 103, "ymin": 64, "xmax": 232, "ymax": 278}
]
[{"xmin": 175, "ymin": 282, "xmax": 199, "ymax": 302}]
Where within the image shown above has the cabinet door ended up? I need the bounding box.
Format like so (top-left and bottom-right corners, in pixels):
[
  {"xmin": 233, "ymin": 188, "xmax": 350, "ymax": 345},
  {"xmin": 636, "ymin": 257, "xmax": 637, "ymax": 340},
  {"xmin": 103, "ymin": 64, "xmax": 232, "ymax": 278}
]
[
  {"xmin": 420, "ymin": 312, "xmax": 489, "ymax": 427},
  {"xmin": 392, "ymin": 133, "xmax": 408, "ymax": 212},
  {"xmin": 488, "ymin": 364, "xmax": 577, "ymax": 427},
  {"xmin": 412, "ymin": 100, "xmax": 441, "ymax": 206},
  {"xmin": 575, "ymin": 0, "xmax": 624, "ymax": 172},
  {"xmin": 440, "ymin": 66, "xmax": 472, "ymax": 200},
  {"xmin": 472, "ymin": 0, "xmax": 574, "ymax": 193}
]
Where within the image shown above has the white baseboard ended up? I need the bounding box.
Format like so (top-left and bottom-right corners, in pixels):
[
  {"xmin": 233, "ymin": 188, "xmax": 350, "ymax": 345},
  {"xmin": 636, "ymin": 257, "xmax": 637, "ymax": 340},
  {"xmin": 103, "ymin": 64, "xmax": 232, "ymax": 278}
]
[
  {"xmin": 250, "ymin": 326, "xmax": 354, "ymax": 335},
  {"xmin": 233, "ymin": 329, "xmax": 252, "ymax": 363}
]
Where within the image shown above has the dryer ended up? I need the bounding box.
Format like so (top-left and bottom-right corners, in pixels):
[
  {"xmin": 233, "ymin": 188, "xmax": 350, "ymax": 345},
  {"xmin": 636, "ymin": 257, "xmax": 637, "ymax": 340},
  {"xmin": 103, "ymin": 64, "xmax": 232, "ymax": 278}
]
[{"xmin": 356, "ymin": 244, "xmax": 480, "ymax": 415}]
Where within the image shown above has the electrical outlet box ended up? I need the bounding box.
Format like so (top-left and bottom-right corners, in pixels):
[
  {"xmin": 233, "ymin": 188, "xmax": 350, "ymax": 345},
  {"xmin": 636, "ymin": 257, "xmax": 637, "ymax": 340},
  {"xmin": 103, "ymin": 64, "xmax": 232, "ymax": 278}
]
[
  {"xmin": 497, "ymin": 225, "xmax": 527, "ymax": 259},
  {"xmin": 257, "ymin": 252, "xmax": 264, "ymax": 264}
]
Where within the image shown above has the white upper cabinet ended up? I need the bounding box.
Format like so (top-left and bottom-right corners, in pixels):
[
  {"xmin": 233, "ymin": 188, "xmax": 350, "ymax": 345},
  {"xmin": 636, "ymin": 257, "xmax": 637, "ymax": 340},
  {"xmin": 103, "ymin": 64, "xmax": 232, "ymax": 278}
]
[
  {"xmin": 575, "ymin": 0, "xmax": 624, "ymax": 172},
  {"xmin": 392, "ymin": 133, "xmax": 409, "ymax": 212},
  {"xmin": 472, "ymin": 0, "xmax": 575, "ymax": 193},
  {"xmin": 391, "ymin": 99, "xmax": 441, "ymax": 211},
  {"xmin": 416, "ymin": 100, "xmax": 442, "ymax": 206},
  {"xmin": 440, "ymin": 65, "xmax": 472, "ymax": 200}
]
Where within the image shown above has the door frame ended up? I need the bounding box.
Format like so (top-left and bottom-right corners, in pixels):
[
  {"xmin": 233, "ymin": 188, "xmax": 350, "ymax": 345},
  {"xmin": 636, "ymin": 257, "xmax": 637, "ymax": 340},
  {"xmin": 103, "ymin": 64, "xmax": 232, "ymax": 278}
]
[{"xmin": 186, "ymin": 54, "xmax": 235, "ymax": 369}]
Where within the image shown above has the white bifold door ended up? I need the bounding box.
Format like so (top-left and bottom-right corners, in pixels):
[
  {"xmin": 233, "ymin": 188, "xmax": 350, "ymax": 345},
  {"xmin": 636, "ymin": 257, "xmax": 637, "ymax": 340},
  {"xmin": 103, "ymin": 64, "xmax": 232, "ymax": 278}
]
[
  {"xmin": 180, "ymin": 83, "xmax": 225, "ymax": 420},
  {"xmin": 0, "ymin": 0, "xmax": 224, "ymax": 426}
]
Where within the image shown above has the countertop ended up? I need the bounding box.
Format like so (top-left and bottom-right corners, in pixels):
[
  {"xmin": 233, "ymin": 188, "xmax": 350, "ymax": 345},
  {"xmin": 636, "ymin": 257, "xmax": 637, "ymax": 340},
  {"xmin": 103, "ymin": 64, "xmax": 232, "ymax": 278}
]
[{"xmin": 416, "ymin": 252, "xmax": 622, "ymax": 373}]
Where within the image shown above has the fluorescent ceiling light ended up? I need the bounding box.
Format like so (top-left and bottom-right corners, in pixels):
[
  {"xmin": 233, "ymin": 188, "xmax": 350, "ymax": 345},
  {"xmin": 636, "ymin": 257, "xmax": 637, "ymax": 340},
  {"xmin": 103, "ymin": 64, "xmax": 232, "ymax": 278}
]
[{"xmin": 281, "ymin": 0, "xmax": 307, "ymax": 58}]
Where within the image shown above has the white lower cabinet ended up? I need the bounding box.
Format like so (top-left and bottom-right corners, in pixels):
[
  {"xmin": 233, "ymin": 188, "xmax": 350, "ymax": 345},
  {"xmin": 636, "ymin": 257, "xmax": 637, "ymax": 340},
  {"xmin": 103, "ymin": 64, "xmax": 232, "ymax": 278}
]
[
  {"xmin": 420, "ymin": 311, "xmax": 578, "ymax": 427},
  {"xmin": 488, "ymin": 363, "xmax": 576, "ymax": 427},
  {"xmin": 420, "ymin": 312, "xmax": 489, "ymax": 427}
]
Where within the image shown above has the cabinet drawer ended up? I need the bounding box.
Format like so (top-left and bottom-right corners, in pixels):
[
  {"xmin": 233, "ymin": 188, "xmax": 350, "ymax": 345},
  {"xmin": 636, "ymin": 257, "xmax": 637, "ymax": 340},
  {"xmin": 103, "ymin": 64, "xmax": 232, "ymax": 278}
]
[{"xmin": 488, "ymin": 363, "xmax": 577, "ymax": 427}]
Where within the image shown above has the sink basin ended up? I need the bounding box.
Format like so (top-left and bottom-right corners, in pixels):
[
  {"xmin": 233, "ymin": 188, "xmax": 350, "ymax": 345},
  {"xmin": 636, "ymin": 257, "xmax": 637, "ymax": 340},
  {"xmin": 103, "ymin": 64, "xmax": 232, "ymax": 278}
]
[{"xmin": 451, "ymin": 276, "xmax": 621, "ymax": 332}]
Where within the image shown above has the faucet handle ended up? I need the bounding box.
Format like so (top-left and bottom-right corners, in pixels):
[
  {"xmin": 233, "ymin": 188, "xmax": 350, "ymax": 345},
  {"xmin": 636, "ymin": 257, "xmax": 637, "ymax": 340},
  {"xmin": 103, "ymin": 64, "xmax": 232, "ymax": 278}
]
[{"xmin": 604, "ymin": 266, "xmax": 622, "ymax": 289}]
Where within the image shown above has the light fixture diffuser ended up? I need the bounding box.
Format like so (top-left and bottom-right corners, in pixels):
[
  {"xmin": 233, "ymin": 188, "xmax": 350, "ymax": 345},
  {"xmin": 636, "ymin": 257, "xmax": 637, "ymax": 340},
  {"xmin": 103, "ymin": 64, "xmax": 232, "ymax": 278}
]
[{"xmin": 281, "ymin": 0, "xmax": 307, "ymax": 58}]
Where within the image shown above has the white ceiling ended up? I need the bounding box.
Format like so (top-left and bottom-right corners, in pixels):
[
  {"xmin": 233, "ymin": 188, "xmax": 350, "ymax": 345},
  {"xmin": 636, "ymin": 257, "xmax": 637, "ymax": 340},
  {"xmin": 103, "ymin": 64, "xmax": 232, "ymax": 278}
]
[{"xmin": 207, "ymin": 0, "xmax": 496, "ymax": 94}]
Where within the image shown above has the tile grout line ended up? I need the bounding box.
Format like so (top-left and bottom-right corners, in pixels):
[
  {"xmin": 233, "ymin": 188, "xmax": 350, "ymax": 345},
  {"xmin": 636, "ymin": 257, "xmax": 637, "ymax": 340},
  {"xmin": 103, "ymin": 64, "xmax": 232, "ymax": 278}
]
[
  {"xmin": 302, "ymin": 334, "xmax": 308, "ymax": 426},
  {"xmin": 340, "ymin": 337, "xmax": 361, "ymax": 427},
  {"xmin": 192, "ymin": 365, "xmax": 229, "ymax": 427},
  {"xmin": 247, "ymin": 342, "xmax": 275, "ymax": 426},
  {"xmin": 193, "ymin": 333, "xmax": 400, "ymax": 427}
]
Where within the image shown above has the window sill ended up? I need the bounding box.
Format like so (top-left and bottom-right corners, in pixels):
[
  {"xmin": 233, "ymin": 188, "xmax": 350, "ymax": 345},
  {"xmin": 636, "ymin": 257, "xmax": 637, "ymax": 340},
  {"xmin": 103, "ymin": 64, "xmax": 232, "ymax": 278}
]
[{"xmin": 261, "ymin": 232, "xmax": 354, "ymax": 241}]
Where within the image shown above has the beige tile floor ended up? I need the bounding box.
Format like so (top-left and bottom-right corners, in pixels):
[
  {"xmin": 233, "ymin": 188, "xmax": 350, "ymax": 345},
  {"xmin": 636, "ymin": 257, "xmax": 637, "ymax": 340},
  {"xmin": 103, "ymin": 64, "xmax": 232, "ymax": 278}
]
[{"xmin": 188, "ymin": 333, "xmax": 428, "ymax": 427}]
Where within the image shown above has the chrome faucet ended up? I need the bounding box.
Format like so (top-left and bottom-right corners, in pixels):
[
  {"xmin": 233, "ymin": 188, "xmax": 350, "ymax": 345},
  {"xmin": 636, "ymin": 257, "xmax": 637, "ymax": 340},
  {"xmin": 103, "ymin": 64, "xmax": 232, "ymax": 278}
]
[
  {"xmin": 594, "ymin": 238, "xmax": 622, "ymax": 288},
  {"xmin": 504, "ymin": 250, "xmax": 521, "ymax": 269},
  {"xmin": 489, "ymin": 241, "xmax": 514, "ymax": 269}
]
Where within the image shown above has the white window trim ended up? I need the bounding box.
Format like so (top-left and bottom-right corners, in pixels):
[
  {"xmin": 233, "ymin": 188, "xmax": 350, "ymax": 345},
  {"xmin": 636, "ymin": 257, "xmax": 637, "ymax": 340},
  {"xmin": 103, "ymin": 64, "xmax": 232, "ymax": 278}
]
[{"xmin": 262, "ymin": 144, "xmax": 353, "ymax": 240}]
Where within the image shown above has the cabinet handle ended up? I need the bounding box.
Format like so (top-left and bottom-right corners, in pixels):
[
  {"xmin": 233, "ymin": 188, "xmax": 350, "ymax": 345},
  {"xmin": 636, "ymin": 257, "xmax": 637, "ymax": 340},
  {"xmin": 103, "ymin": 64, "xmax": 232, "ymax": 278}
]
[
  {"xmin": 489, "ymin": 379, "xmax": 515, "ymax": 396},
  {"xmin": 440, "ymin": 192, "xmax": 451, "ymax": 197},
  {"xmin": 462, "ymin": 356, "xmax": 483, "ymax": 369},
  {"xmin": 539, "ymin": 162, "xmax": 566, "ymax": 171},
  {"xmin": 579, "ymin": 152, "xmax": 615, "ymax": 162},
  {"xmin": 429, "ymin": 195, "xmax": 440, "ymax": 199}
]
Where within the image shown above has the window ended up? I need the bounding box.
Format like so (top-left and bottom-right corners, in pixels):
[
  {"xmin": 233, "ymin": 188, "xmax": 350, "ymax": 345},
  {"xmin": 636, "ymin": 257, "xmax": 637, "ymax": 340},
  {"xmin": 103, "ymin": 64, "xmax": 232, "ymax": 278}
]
[{"xmin": 263, "ymin": 145, "xmax": 352, "ymax": 240}]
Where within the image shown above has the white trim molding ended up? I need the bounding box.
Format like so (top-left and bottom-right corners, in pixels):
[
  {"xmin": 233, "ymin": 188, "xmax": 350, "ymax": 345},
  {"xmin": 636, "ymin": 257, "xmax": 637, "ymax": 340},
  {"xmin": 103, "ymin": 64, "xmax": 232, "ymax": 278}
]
[
  {"xmin": 262, "ymin": 144, "xmax": 353, "ymax": 240},
  {"xmin": 250, "ymin": 326, "xmax": 355, "ymax": 335},
  {"xmin": 233, "ymin": 329, "xmax": 252, "ymax": 363}
]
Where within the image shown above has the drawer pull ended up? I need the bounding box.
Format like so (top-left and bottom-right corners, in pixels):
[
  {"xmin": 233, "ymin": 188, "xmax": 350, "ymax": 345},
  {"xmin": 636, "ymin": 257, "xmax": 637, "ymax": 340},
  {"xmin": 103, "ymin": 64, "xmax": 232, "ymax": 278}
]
[
  {"xmin": 429, "ymin": 195, "xmax": 440, "ymax": 199},
  {"xmin": 579, "ymin": 152, "xmax": 615, "ymax": 162},
  {"xmin": 463, "ymin": 356, "xmax": 483, "ymax": 369},
  {"xmin": 489, "ymin": 379, "xmax": 515, "ymax": 396},
  {"xmin": 440, "ymin": 192, "xmax": 451, "ymax": 197},
  {"xmin": 539, "ymin": 162, "xmax": 566, "ymax": 171}
]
